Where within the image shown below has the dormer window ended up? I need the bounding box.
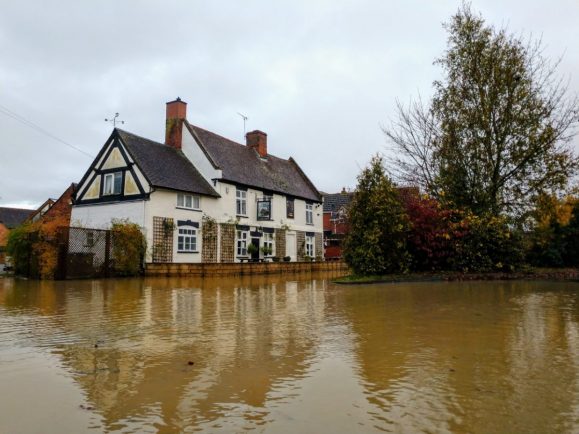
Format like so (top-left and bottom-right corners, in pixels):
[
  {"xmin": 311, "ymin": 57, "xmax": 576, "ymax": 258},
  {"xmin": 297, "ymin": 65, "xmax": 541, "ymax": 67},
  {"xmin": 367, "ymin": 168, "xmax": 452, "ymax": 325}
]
[
  {"xmin": 177, "ymin": 193, "xmax": 200, "ymax": 210},
  {"xmin": 103, "ymin": 172, "xmax": 122, "ymax": 196}
]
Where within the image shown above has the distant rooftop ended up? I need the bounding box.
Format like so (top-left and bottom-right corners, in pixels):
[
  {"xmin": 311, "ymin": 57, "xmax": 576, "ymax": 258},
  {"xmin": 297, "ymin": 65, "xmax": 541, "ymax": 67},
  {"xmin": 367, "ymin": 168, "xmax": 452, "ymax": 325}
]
[{"xmin": 0, "ymin": 207, "xmax": 34, "ymax": 229}]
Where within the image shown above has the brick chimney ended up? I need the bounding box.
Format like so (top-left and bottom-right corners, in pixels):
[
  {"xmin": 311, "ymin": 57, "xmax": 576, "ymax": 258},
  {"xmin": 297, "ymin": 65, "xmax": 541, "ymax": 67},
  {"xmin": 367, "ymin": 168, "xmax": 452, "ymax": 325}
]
[
  {"xmin": 165, "ymin": 97, "xmax": 187, "ymax": 149},
  {"xmin": 246, "ymin": 130, "xmax": 267, "ymax": 157}
]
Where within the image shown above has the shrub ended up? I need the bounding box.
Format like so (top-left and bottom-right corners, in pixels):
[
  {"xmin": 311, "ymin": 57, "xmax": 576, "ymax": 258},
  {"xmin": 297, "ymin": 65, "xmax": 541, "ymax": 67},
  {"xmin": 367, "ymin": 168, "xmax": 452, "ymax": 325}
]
[
  {"xmin": 6, "ymin": 223, "xmax": 37, "ymax": 276},
  {"xmin": 450, "ymin": 214, "xmax": 525, "ymax": 272},
  {"xmin": 111, "ymin": 219, "xmax": 146, "ymax": 276},
  {"xmin": 402, "ymin": 195, "xmax": 465, "ymax": 271}
]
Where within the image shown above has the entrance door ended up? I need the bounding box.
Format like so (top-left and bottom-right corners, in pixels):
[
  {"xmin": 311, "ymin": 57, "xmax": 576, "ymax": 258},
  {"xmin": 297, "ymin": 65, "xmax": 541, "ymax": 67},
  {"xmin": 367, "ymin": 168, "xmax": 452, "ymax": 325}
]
[
  {"xmin": 286, "ymin": 231, "xmax": 296, "ymax": 261},
  {"xmin": 250, "ymin": 238, "xmax": 260, "ymax": 261}
]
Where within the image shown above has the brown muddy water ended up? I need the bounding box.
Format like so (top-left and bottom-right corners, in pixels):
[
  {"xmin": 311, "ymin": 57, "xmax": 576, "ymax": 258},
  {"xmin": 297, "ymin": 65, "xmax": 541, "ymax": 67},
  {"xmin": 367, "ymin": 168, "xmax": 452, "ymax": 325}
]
[{"xmin": 0, "ymin": 274, "xmax": 578, "ymax": 434}]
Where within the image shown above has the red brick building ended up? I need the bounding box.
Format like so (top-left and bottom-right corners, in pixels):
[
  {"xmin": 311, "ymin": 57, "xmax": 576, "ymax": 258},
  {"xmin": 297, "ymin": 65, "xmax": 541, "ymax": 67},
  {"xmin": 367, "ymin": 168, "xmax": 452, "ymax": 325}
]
[{"xmin": 322, "ymin": 190, "xmax": 353, "ymax": 259}]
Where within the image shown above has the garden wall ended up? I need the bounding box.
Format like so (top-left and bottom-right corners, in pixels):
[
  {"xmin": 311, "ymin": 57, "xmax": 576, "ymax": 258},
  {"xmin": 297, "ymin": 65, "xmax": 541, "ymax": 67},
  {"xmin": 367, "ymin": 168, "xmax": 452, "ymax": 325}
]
[{"xmin": 145, "ymin": 261, "xmax": 349, "ymax": 277}]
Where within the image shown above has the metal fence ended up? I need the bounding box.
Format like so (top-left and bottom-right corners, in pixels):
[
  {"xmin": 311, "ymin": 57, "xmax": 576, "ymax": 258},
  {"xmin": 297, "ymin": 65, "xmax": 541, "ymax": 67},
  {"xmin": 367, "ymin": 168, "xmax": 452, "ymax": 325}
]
[{"xmin": 58, "ymin": 227, "xmax": 114, "ymax": 279}]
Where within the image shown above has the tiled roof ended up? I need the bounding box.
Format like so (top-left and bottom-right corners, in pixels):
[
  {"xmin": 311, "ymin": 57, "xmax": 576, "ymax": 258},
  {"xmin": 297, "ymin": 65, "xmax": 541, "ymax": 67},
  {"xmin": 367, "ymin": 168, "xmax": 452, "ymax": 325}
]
[
  {"xmin": 117, "ymin": 129, "xmax": 219, "ymax": 197},
  {"xmin": 0, "ymin": 207, "xmax": 34, "ymax": 229},
  {"xmin": 187, "ymin": 123, "xmax": 321, "ymax": 202},
  {"xmin": 322, "ymin": 192, "xmax": 354, "ymax": 213}
]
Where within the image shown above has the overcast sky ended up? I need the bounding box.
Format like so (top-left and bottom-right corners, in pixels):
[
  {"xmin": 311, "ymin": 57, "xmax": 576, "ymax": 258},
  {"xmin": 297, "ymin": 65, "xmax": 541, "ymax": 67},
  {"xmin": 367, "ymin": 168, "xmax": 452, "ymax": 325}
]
[{"xmin": 1, "ymin": 0, "xmax": 578, "ymax": 208}]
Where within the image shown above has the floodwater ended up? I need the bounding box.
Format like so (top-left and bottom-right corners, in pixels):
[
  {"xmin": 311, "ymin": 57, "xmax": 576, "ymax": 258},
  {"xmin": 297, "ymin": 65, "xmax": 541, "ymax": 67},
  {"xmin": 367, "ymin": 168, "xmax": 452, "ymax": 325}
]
[{"xmin": 1, "ymin": 275, "xmax": 578, "ymax": 434}]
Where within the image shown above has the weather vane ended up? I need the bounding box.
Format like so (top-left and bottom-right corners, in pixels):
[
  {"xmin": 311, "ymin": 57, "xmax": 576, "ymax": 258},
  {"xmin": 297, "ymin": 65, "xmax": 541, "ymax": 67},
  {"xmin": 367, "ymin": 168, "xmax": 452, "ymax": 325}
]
[
  {"xmin": 105, "ymin": 112, "xmax": 125, "ymax": 127},
  {"xmin": 237, "ymin": 112, "xmax": 248, "ymax": 136}
]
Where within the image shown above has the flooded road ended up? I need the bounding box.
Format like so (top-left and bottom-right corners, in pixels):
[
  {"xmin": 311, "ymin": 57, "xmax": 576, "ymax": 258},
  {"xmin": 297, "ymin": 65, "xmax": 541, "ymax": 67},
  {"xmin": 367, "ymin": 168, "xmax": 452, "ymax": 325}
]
[{"xmin": 1, "ymin": 275, "xmax": 578, "ymax": 433}]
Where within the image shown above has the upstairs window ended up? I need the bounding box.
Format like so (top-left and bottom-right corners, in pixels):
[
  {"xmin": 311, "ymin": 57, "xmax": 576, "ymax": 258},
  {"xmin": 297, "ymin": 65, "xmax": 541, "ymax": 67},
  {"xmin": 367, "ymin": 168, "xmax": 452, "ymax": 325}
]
[
  {"xmin": 103, "ymin": 172, "xmax": 122, "ymax": 196},
  {"xmin": 306, "ymin": 203, "xmax": 313, "ymax": 225},
  {"xmin": 236, "ymin": 189, "xmax": 247, "ymax": 216},
  {"xmin": 178, "ymin": 227, "xmax": 197, "ymax": 252},
  {"xmin": 177, "ymin": 193, "xmax": 200, "ymax": 210},
  {"xmin": 286, "ymin": 198, "xmax": 295, "ymax": 219}
]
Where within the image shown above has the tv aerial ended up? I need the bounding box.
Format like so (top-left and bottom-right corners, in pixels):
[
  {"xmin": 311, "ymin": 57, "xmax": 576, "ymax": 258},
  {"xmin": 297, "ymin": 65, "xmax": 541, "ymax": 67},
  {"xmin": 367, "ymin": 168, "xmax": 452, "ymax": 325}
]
[{"xmin": 237, "ymin": 112, "xmax": 248, "ymax": 136}]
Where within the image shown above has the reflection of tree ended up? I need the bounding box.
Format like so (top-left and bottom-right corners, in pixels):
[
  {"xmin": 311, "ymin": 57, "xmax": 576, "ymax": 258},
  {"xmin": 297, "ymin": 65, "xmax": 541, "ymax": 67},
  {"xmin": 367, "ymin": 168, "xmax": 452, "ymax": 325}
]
[
  {"xmin": 9, "ymin": 276, "xmax": 327, "ymax": 432},
  {"xmin": 340, "ymin": 281, "xmax": 579, "ymax": 433}
]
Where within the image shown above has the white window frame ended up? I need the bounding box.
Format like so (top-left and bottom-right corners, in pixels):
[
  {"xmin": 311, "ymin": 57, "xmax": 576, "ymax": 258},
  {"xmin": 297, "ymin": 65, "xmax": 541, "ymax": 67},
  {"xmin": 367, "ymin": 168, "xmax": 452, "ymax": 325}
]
[
  {"xmin": 263, "ymin": 232, "xmax": 275, "ymax": 256},
  {"xmin": 305, "ymin": 235, "xmax": 315, "ymax": 257},
  {"xmin": 177, "ymin": 193, "xmax": 200, "ymax": 210},
  {"xmin": 103, "ymin": 172, "xmax": 122, "ymax": 196},
  {"xmin": 236, "ymin": 189, "xmax": 247, "ymax": 216},
  {"xmin": 306, "ymin": 203, "xmax": 314, "ymax": 225},
  {"xmin": 236, "ymin": 229, "xmax": 248, "ymax": 256},
  {"xmin": 177, "ymin": 227, "xmax": 197, "ymax": 252}
]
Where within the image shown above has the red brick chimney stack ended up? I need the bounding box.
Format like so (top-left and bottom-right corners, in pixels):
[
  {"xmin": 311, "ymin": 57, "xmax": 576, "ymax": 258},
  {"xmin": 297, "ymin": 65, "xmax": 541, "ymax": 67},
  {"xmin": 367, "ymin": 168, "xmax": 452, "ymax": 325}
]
[
  {"xmin": 246, "ymin": 130, "xmax": 267, "ymax": 157},
  {"xmin": 165, "ymin": 97, "xmax": 187, "ymax": 149}
]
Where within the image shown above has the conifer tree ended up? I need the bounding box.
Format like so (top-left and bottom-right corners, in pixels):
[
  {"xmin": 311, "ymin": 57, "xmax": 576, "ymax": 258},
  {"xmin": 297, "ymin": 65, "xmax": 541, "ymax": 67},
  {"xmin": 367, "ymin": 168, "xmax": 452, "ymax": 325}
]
[{"xmin": 343, "ymin": 155, "xmax": 410, "ymax": 275}]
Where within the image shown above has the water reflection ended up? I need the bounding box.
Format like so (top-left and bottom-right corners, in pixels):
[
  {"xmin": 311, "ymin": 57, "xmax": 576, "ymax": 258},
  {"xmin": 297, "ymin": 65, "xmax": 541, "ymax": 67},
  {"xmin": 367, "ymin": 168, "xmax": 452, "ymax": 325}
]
[{"xmin": 1, "ymin": 276, "xmax": 578, "ymax": 433}]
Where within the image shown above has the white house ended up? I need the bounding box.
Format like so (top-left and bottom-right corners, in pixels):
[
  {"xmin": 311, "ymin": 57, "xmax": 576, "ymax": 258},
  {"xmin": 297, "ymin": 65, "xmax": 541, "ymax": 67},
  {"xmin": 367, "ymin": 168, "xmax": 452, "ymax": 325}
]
[{"xmin": 71, "ymin": 98, "xmax": 323, "ymax": 263}]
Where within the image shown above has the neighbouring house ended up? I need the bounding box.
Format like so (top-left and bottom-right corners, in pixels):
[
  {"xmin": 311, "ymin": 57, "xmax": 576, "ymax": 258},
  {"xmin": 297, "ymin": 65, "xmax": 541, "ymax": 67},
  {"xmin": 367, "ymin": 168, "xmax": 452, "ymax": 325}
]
[
  {"xmin": 27, "ymin": 198, "xmax": 56, "ymax": 223},
  {"xmin": 323, "ymin": 189, "xmax": 354, "ymax": 259},
  {"xmin": 0, "ymin": 207, "xmax": 34, "ymax": 271},
  {"xmin": 71, "ymin": 98, "xmax": 323, "ymax": 263},
  {"xmin": 27, "ymin": 183, "xmax": 77, "ymax": 226},
  {"xmin": 322, "ymin": 186, "xmax": 420, "ymax": 260}
]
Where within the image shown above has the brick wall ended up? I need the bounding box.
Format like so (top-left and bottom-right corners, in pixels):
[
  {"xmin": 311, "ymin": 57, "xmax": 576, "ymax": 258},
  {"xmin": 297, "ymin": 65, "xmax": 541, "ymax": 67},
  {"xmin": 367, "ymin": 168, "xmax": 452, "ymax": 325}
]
[
  {"xmin": 275, "ymin": 229, "xmax": 286, "ymax": 259},
  {"xmin": 220, "ymin": 223, "xmax": 235, "ymax": 263},
  {"xmin": 145, "ymin": 260, "xmax": 349, "ymax": 277}
]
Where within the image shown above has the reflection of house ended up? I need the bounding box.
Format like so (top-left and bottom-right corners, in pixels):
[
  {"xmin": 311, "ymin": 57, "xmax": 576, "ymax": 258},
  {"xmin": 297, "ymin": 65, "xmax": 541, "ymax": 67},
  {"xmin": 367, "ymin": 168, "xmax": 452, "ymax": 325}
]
[
  {"xmin": 46, "ymin": 277, "xmax": 327, "ymax": 432},
  {"xmin": 322, "ymin": 189, "xmax": 353, "ymax": 259},
  {"xmin": 0, "ymin": 207, "xmax": 34, "ymax": 272},
  {"xmin": 71, "ymin": 98, "xmax": 323, "ymax": 263}
]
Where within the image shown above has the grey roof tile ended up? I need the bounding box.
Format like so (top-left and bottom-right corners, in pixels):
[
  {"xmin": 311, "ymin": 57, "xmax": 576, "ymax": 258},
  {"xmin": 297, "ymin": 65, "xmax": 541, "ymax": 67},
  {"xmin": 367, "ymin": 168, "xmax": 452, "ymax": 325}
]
[
  {"xmin": 322, "ymin": 192, "xmax": 354, "ymax": 213},
  {"xmin": 0, "ymin": 207, "xmax": 34, "ymax": 229},
  {"xmin": 116, "ymin": 129, "xmax": 219, "ymax": 197},
  {"xmin": 187, "ymin": 123, "xmax": 321, "ymax": 202}
]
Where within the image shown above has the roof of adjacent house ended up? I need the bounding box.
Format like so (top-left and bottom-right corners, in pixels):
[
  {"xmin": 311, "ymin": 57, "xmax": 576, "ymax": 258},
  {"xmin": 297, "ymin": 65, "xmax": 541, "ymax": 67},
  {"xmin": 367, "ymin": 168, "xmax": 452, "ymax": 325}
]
[
  {"xmin": 322, "ymin": 191, "xmax": 354, "ymax": 213},
  {"xmin": 0, "ymin": 207, "xmax": 34, "ymax": 229},
  {"xmin": 116, "ymin": 129, "xmax": 219, "ymax": 197},
  {"xmin": 186, "ymin": 123, "xmax": 321, "ymax": 202}
]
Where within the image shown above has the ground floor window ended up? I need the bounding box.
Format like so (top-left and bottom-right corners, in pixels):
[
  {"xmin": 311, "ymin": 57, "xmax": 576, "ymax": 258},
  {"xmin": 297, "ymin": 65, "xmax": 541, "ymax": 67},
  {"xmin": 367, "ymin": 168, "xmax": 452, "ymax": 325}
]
[
  {"xmin": 305, "ymin": 235, "xmax": 315, "ymax": 257},
  {"xmin": 178, "ymin": 227, "xmax": 197, "ymax": 252},
  {"xmin": 236, "ymin": 230, "xmax": 248, "ymax": 256},
  {"xmin": 263, "ymin": 232, "xmax": 274, "ymax": 256}
]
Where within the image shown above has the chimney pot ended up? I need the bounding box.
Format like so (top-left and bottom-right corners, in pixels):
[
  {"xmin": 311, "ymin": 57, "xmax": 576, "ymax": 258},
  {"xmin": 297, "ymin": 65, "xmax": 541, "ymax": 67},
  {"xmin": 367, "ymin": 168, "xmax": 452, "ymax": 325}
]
[
  {"xmin": 245, "ymin": 130, "xmax": 267, "ymax": 157},
  {"xmin": 165, "ymin": 98, "xmax": 187, "ymax": 149}
]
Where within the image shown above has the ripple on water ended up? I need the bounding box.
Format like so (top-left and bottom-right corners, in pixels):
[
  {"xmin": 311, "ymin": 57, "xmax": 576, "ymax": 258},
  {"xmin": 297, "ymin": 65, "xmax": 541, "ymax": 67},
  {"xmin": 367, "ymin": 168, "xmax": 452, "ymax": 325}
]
[{"xmin": 1, "ymin": 277, "xmax": 579, "ymax": 433}]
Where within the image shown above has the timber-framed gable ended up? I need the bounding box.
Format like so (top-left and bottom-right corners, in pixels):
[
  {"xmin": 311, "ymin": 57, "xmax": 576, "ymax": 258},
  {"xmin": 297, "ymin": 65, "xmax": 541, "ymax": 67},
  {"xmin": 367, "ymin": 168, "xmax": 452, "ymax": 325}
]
[{"xmin": 75, "ymin": 131, "xmax": 150, "ymax": 206}]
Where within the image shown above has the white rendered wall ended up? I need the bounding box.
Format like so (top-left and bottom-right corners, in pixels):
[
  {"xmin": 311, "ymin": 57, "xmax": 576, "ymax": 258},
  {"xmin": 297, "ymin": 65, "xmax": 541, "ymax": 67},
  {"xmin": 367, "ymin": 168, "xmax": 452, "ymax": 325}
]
[
  {"xmin": 181, "ymin": 125, "xmax": 222, "ymax": 181},
  {"xmin": 145, "ymin": 190, "xmax": 213, "ymax": 263},
  {"xmin": 71, "ymin": 201, "xmax": 146, "ymax": 229},
  {"xmin": 209, "ymin": 181, "xmax": 323, "ymax": 234}
]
